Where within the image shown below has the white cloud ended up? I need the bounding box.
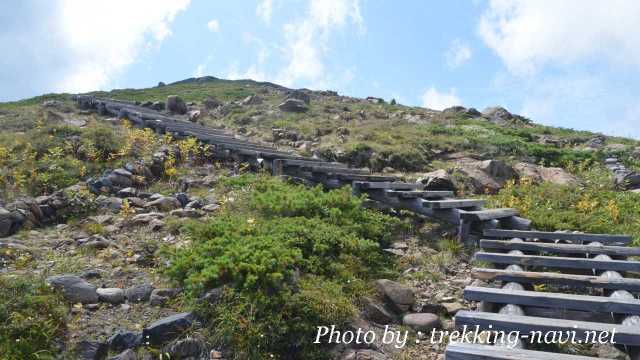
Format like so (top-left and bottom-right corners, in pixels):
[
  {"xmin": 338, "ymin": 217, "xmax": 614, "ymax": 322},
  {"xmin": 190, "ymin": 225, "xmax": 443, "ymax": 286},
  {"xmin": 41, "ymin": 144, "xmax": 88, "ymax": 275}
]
[
  {"xmin": 206, "ymin": 19, "xmax": 220, "ymax": 32},
  {"xmin": 276, "ymin": 0, "xmax": 364, "ymax": 87},
  {"xmin": 478, "ymin": 0, "xmax": 640, "ymax": 74},
  {"xmin": 421, "ymin": 87, "xmax": 462, "ymax": 110},
  {"xmin": 57, "ymin": 0, "xmax": 190, "ymax": 93},
  {"xmin": 256, "ymin": 0, "xmax": 273, "ymax": 25},
  {"xmin": 445, "ymin": 39, "xmax": 472, "ymax": 69}
]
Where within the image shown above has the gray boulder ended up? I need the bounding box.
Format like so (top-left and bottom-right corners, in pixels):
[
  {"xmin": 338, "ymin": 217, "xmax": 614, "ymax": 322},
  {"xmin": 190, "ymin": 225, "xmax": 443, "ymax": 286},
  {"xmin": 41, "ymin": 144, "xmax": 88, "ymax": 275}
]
[
  {"xmin": 167, "ymin": 95, "xmax": 187, "ymax": 115},
  {"xmin": 417, "ymin": 169, "xmax": 455, "ymax": 191},
  {"xmin": 203, "ymin": 97, "xmax": 222, "ymax": 109},
  {"xmin": 108, "ymin": 349, "xmax": 137, "ymax": 360},
  {"xmin": 150, "ymin": 288, "xmax": 181, "ymax": 306},
  {"xmin": 125, "ymin": 283, "xmax": 154, "ymax": 303},
  {"xmin": 47, "ymin": 275, "xmax": 99, "ymax": 304},
  {"xmin": 97, "ymin": 287, "xmax": 125, "ymax": 304},
  {"xmin": 143, "ymin": 312, "xmax": 194, "ymax": 346},
  {"xmin": 481, "ymin": 106, "xmax": 514, "ymax": 123},
  {"xmin": 144, "ymin": 196, "xmax": 181, "ymax": 212},
  {"xmin": 278, "ymin": 98, "xmax": 308, "ymax": 112},
  {"xmin": 402, "ymin": 313, "xmax": 441, "ymax": 332},
  {"xmin": 285, "ymin": 90, "xmax": 311, "ymax": 104},
  {"xmin": 165, "ymin": 338, "xmax": 207, "ymax": 358},
  {"xmin": 241, "ymin": 95, "xmax": 263, "ymax": 106},
  {"xmin": 375, "ymin": 279, "xmax": 415, "ymax": 313},
  {"xmin": 187, "ymin": 110, "xmax": 201, "ymax": 122},
  {"xmin": 363, "ymin": 298, "xmax": 395, "ymax": 325},
  {"xmin": 108, "ymin": 330, "xmax": 142, "ymax": 352},
  {"xmin": 0, "ymin": 207, "xmax": 24, "ymax": 237},
  {"xmin": 75, "ymin": 340, "xmax": 108, "ymax": 360}
]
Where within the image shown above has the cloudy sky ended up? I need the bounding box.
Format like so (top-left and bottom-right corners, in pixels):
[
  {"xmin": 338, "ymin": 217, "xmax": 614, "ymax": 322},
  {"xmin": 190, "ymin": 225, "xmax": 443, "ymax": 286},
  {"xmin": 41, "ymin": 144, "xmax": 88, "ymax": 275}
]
[{"xmin": 1, "ymin": 0, "xmax": 639, "ymax": 137}]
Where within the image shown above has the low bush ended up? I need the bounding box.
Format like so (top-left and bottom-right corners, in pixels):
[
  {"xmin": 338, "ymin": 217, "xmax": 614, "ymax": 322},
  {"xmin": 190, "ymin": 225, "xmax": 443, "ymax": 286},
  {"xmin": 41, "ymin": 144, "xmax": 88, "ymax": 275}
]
[
  {"xmin": 0, "ymin": 276, "xmax": 67, "ymax": 360},
  {"xmin": 165, "ymin": 175, "xmax": 402, "ymax": 359}
]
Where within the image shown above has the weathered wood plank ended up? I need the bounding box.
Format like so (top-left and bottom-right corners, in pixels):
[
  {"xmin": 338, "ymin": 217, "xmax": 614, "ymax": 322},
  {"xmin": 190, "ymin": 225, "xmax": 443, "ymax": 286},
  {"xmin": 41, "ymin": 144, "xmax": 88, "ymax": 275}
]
[
  {"xmin": 445, "ymin": 343, "xmax": 608, "ymax": 360},
  {"xmin": 352, "ymin": 181, "xmax": 421, "ymax": 190},
  {"xmin": 479, "ymin": 239, "xmax": 640, "ymax": 257},
  {"xmin": 455, "ymin": 310, "xmax": 640, "ymax": 345},
  {"xmin": 423, "ymin": 199, "xmax": 485, "ymax": 209},
  {"xmin": 464, "ymin": 286, "xmax": 640, "ymax": 315},
  {"xmin": 385, "ymin": 190, "xmax": 454, "ymax": 199},
  {"xmin": 483, "ymin": 229, "xmax": 631, "ymax": 245},
  {"xmin": 460, "ymin": 209, "xmax": 518, "ymax": 222},
  {"xmin": 475, "ymin": 252, "xmax": 640, "ymax": 272},
  {"xmin": 472, "ymin": 268, "xmax": 640, "ymax": 292}
]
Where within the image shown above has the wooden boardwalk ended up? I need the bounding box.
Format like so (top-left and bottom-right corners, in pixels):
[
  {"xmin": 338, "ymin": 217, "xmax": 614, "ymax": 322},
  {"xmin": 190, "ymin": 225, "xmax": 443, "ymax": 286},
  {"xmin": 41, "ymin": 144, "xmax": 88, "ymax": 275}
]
[{"xmin": 76, "ymin": 96, "xmax": 639, "ymax": 359}]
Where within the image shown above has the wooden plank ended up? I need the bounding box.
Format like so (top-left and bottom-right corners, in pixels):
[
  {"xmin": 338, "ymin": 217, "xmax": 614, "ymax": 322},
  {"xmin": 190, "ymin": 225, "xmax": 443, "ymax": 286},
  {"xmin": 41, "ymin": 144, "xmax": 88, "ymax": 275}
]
[
  {"xmin": 306, "ymin": 166, "xmax": 370, "ymax": 175},
  {"xmin": 424, "ymin": 199, "xmax": 485, "ymax": 209},
  {"xmin": 332, "ymin": 173, "xmax": 397, "ymax": 182},
  {"xmin": 455, "ymin": 310, "xmax": 640, "ymax": 346},
  {"xmin": 385, "ymin": 190, "xmax": 454, "ymax": 199},
  {"xmin": 352, "ymin": 181, "xmax": 422, "ymax": 190},
  {"xmin": 445, "ymin": 343, "xmax": 608, "ymax": 360},
  {"xmin": 483, "ymin": 229, "xmax": 631, "ymax": 245},
  {"xmin": 479, "ymin": 239, "xmax": 640, "ymax": 257},
  {"xmin": 460, "ymin": 209, "xmax": 518, "ymax": 222},
  {"xmin": 474, "ymin": 252, "xmax": 640, "ymax": 272},
  {"xmin": 278, "ymin": 159, "xmax": 342, "ymax": 167},
  {"xmin": 464, "ymin": 286, "xmax": 640, "ymax": 315},
  {"xmin": 472, "ymin": 268, "xmax": 640, "ymax": 292}
]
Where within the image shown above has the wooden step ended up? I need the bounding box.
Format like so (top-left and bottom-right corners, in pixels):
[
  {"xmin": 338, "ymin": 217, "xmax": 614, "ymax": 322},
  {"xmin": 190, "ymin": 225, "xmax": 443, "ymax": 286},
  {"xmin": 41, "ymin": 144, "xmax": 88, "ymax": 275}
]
[
  {"xmin": 455, "ymin": 310, "xmax": 640, "ymax": 345},
  {"xmin": 474, "ymin": 252, "xmax": 640, "ymax": 272},
  {"xmin": 479, "ymin": 239, "xmax": 640, "ymax": 257},
  {"xmin": 473, "ymin": 268, "xmax": 640, "ymax": 292},
  {"xmin": 385, "ymin": 190, "xmax": 454, "ymax": 199},
  {"xmin": 353, "ymin": 181, "xmax": 421, "ymax": 190},
  {"xmin": 459, "ymin": 208, "xmax": 518, "ymax": 222},
  {"xmin": 332, "ymin": 174, "xmax": 397, "ymax": 182},
  {"xmin": 464, "ymin": 285, "xmax": 640, "ymax": 315},
  {"xmin": 276, "ymin": 159, "xmax": 344, "ymax": 168},
  {"xmin": 445, "ymin": 343, "xmax": 607, "ymax": 360},
  {"xmin": 305, "ymin": 166, "xmax": 370, "ymax": 175},
  {"xmin": 483, "ymin": 229, "xmax": 631, "ymax": 245},
  {"xmin": 423, "ymin": 199, "xmax": 485, "ymax": 209}
]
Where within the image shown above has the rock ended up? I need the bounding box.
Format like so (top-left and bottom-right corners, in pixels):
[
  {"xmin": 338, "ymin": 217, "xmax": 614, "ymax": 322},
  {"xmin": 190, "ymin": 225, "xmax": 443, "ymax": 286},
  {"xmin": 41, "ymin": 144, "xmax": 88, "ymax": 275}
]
[
  {"xmin": 442, "ymin": 106, "xmax": 481, "ymax": 117},
  {"xmin": 145, "ymin": 197, "xmax": 181, "ymax": 212},
  {"xmin": 442, "ymin": 302, "xmax": 464, "ymax": 315},
  {"xmin": 402, "ymin": 313, "xmax": 440, "ymax": 332},
  {"xmin": 131, "ymin": 212, "xmax": 165, "ymax": 225},
  {"xmin": 285, "ymin": 90, "xmax": 311, "ymax": 104},
  {"xmin": 108, "ymin": 349, "xmax": 137, "ymax": 360},
  {"xmin": 363, "ymin": 298, "xmax": 395, "ymax": 324},
  {"xmin": 451, "ymin": 159, "xmax": 516, "ymax": 194},
  {"xmin": 187, "ymin": 110, "xmax": 201, "ymax": 122},
  {"xmin": 202, "ymin": 204, "xmax": 220, "ymax": 212},
  {"xmin": 151, "ymin": 101, "xmax": 165, "ymax": 111},
  {"xmin": 0, "ymin": 207, "xmax": 23, "ymax": 237},
  {"xmin": 203, "ymin": 97, "xmax": 222, "ymax": 110},
  {"xmin": 47, "ymin": 275, "xmax": 99, "ymax": 304},
  {"xmin": 81, "ymin": 269, "xmax": 103, "ymax": 280},
  {"xmin": 278, "ymin": 98, "xmax": 308, "ymax": 112},
  {"xmin": 481, "ymin": 106, "xmax": 513, "ymax": 123},
  {"xmin": 175, "ymin": 193, "xmax": 190, "ymax": 207},
  {"xmin": 97, "ymin": 288, "xmax": 125, "ymax": 304},
  {"xmin": 158, "ymin": 82, "xmax": 166, "ymax": 87},
  {"xmin": 375, "ymin": 279, "xmax": 415, "ymax": 313},
  {"xmin": 107, "ymin": 170, "xmax": 133, "ymax": 188},
  {"xmin": 125, "ymin": 283, "xmax": 154, "ymax": 303},
  {"xmin": 585, "ymin": 135, "xmax": 606, "ymax": 149},
  {"xmin": 241, "ymin": 95, "xmax": 263, "ymax": 106},
  {"xmin": 513, "ymin": 163, "xmax": 579, "ymax": 186},
  {"xmin": 167, "ymin": 95, "xmax": 187, "ymax": 115},
  {"xmin": 342, "ymin": 349, "xmax": 387, "ymax": 360},
  {"xmin": 78, "ymin": 235, "xmax": 111, "ymax": 250},
  {"xmin": 169, "ymin": 209, "xmax": 202, "ymax": 218},
  {"xmin": 166, "ymin": 338, "xmax": 206, "ymax": 358},
  {"xmin": 605, "ymin": 143, "xmax": 627, "ymax": 153},
  {"xmin": 614, "ymin": 170, "xmax": 640, "ymax": 190},
  {"xmin": 199, "ymin": 287, "xmax": 224, "ymax": 304},
  {"xmin": 75, "ymin": 340, "xmax": 108, "ymax": 360},
  {"xmin": 117, "ymin": 188, "xmax": 137, "ymax": 198},
  {"xmin": 150, "ymin": 219, "xmax": 165, "ymax": 231},
  {"xmin": 142, "ymin": 312, "xmax": 194, "ymax": 346},
  {"xmin": 150, "ymin": 288, "xmax": 181, "ymax": 306},
  {"xmin": 96, "ymin": 196, "xmax": 123, "ymax": 213},
  {"xmin": 109, "ymin": 331, "xmax": 142, "ymax": 352},
  {"xmin": 417, "ymin": 169, "xmax": 455, "ymax": 191}
]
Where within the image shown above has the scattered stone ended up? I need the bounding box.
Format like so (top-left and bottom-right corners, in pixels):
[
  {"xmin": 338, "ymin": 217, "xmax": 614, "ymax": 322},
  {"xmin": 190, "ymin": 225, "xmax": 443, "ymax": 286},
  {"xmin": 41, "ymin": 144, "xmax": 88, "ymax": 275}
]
[
  {"xmin": 166, "ymin": 338, "xmax": 206, "ymax": 358},
  {"xmin": 363, "ymin": 298, "xmax": 395, "ymax": 325},
  {"xmin": 117, "ymin": 188, "xmax": 137, "ymax": 198},
  {"xmin": 78, "ymin": 235, "xmax": 111, "ymax": 250},
  {"xmin": 81, "ymin": 269, "xmax": 103, "ymax": 280},
  {"xmin": 402, "ymin": 313, "xmax": 441, "ymax": 332},
  {"xmin": 417, "ymin": 169, "xmax": 455, "ymax": 191},
  {"xmin": 202, "ymin": 204, "xmax": 220, "ymax": 212},
  {"xmin": 109, "ymin": 330, "xmax": 142, "ymax": 352},
  {"xmin": 203, "ymin": 97, "xmax": 222, "ymax": 109},
  {"xmin": 481, "ymin": 106, "xmax": 513, "ymax": 123},
  {"xmin": 47, "ymin": 275, "xmax": 99, "ymax": 304},
  {"xmin": 188, "ymin": 110, "xmax": 201, "ymax": 122},
  {"xmin": 278, "ymin": 98, "xmax": 308, "ymax": 112},
  {"xmin": 513, "ymin": 162, "xmax": 579, "ymax": 186},
  {"xmin": 108, "ymin": 349, "xmax": 137, "ymax": 360},
  {"xmin": 285, "ymin": 90, "xmax": 311, "ymax": 104},
  {"xmin": 241, "ymin": 95, "xmax": 263, "ymax": 106},
  {"xmin": 97, "ymin": 288, "xmax": 125, "ymax": 304},
  {"xmin": 199, "ymin": 287, "xmax": 224, "ymax": 305},
  {"xmin": 150, "ymin": 219, "xmax": 165, "ymax": 231},
  {"xmin": 131, "ymin": 212, "xmax": 165, "ymax": 225},
  {"xmin": 169, "ymin": 209, "xmax": 202, "ymax": 218},
  {"xmin": 167, "ymin": 95, "xmax": 187, "ymax": 115},
  {"xmin": 142, "ymin": 312, "xmax": 194, "ymax": 346},
  {"xmin": 75, "ymin": 340, "xmax": 108, "ymax": 360},
  {"xmin": 375, "ymin": 279, "xmax": 415, "ymax": 313},
  {"xmin": 125, "ymin": 283, "xmax": 154, "ymax": 303},
  {"xmin": 150, "ymin": 288, "xmax": 181, "ymax": 306},
  {"xmin": 442, "ymin": 302, "xmax": 464, "ymax": 315},
  {"xmin": 151, "ymin": 101, "xmax": 165, "ymax": 111},
  {"xmin": 145, "ymin": 196, "xmax": 181, "ymax": 212}
]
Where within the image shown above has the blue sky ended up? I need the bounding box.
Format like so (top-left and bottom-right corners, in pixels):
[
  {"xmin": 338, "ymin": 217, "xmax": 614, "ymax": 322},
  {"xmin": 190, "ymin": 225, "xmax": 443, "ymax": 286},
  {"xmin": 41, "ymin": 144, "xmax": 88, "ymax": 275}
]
[{"xmin": 2, "ymin": 1, "xmax": 640, "ymax": 138}]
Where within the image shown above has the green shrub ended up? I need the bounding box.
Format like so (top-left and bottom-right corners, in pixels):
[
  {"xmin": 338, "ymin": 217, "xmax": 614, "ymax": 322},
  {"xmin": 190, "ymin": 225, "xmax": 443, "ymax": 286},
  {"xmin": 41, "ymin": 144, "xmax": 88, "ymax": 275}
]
[
  {"xmin": 165, "ymin": 175, "xmax": 401, "ymax": 359},
  {"xmin": 0, "ymin": 276, "xmax": 67, "ymax": 360}
]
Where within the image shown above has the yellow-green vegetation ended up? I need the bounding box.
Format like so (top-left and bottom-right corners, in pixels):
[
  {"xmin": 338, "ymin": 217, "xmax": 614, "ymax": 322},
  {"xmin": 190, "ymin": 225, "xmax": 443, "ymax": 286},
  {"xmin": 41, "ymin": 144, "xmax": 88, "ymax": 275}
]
[
  {"xmin": 0, "ymin": 276, "xmax": 67, "ymax": 360},
  {"xmin": 164, "ymin": 174, "xmax": 403, "ymax": 359},
  {"xmin": 487, "ymin": 164, "xmax": 640, "ymax": 242}
]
